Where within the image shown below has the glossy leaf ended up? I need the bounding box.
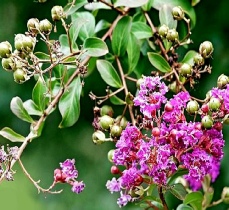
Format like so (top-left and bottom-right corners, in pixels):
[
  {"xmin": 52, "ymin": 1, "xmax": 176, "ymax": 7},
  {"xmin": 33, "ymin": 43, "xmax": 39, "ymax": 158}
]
[
  {"xmin": 71, "ymin": 12, "xmax": 95, "ymax": 41},
  {"xmin": 127, "ymin": 32, "xmax": 140, "ymax": 74},
  {"xmin": 69, "ymin": 17, "xmax": 85, "ymax": 44},
  {"xmin": 34, "ymin": 52, "xmax": 50, "ymax": 61},
  {"xmin": 167, "ymin": 168, "xmax": 188, "ymax": 184},
  {"xmin": 159, "ymin": 4, "xmax": 177, "ymax": 29},
  {"xmin": 59, "ymin": 76, "xmax": 82, "ymax": 128},
  {"xmin": 181, "ymin": 50, "xmax": 198, "ymax": 66},
  {"xmin": 32, "ymin": 76, "xmax": 48, "ymax": 111},
  {"xmin": 84, "ymin": 1, "xmax": 111, "ymax": 10},
  {"xmin": 184, "ymin": 192, "xmax": 203, "ymax": 210},
  {"xmin": 10, "ymin": 97, "xmax": 34, "ymax": 123},
  {"xmin": 114, "ymin": 0, "xmax": 148, "ymax": 8},
  {"xmin": 109, "ymin": 91, "xmax": 125, "ymax": 105},
  {"xmin": 152, "ymin": 0, "xmax": 196, "ymax": 28},
  {"xmin": 169, "ymin": 183, "xmax": 188, "ymax": 200},
  {"xmin": 0, "ymin": 127, "xmax": 25, "ymax": 142},
  {"xmin": 83, "ymin": 37, "xmax": 108, "ymax": 57},
  {"xmin": 95, "ymin": 19, "xmax": 111, "ymax": 33},
  {"xmin": 59, "ymin": 34, "xmax": 78, "ymax": 55},
  {"xmin": 192, "ymin": 0, "xmax": 201, "ymax": 6},
  {"xmin": 148, "ymin": 52, "xmax": 171, "ymax": 72},
  {"xmin": 133, "ymin": 12, "xmax": 146, "ymax": 23},
  {"xmin": 112, "ymin": 16, "xmax": 132, "ymax": 56},
  {"xmin": 176, "ymin": 204, "xmax": 193, "ymax": 210},
  {"xmin": 64, "ymin": 0, "xmax": 87, "ymax": 16},
  {"xmin": 96, "ymin": 60, "xmax": 122, "ymax": 88},
  {"xmin": 23, "ymin": 100, "xmax": 42, "ymax": 116},
  {"xmin": 131, "ymin": 22, "xmax": 152, "ymax": 39},
  {"xmin": 141, "ymin": 0, "xmax": 153, "ymax": 11}
]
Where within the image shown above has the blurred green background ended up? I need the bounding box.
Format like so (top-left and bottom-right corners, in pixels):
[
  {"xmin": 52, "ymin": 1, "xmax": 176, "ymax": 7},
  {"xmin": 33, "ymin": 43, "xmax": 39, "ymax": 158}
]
[{"xmin": 0, "ymin": 0, "xmax": 229, "ymax": 209}]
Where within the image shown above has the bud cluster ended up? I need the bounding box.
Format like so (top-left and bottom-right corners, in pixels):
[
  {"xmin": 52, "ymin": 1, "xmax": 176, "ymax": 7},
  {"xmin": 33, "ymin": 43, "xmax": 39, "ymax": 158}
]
[{"xmin": 0, "ymin": 145, "xmax": 19, "ymax": 181}]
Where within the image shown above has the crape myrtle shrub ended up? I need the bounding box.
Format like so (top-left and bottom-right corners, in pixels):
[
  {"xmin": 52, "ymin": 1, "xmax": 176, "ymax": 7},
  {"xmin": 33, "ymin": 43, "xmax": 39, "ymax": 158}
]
[{"xmin": 0, "ymin": 0, "xmax": 229, "ymax": 209}]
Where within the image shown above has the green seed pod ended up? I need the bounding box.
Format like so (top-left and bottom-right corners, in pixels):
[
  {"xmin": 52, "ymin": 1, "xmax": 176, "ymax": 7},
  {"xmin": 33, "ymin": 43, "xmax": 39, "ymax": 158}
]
[
  {"xmin": 110, "ymin": 125, "xmax": 122, "ymax": 138},
  {"xmin": 99, "ymin": 115, "xmax": 114, "ymax": 130},
  {"xmin": 222, "ymin": 187, "xmax": 229, "ymax": 204},
  {"xmin": 13, "ymin": 69, "xmax": 27, "ymax": 84},
  {"xmin": 180, "ymin": 63, "xmax": 192, "ymax": 77},
  {"xmin": 15, "ymin": 34, "xmax": 36, "ymax": 52},
  {"xmin": 51, "ymin": 6, "xmax": 65, "ymax": 21},
  {"xmin": 1, "ymin": 57, "xmax": 15, "ymax": 71},
  {"xmin": 172, "ymin": 6, "xmax": 185, "ymax": 20},
  {"xmin": 193, "ymin": 53, "xmax": 205, "ymax": 66},
  {"xmin": 158, "ymin": 24, "xmax": 169, "ymax": 38},
  {"xmin": 217, "ymin": 74, "xmax": 229, "ymax": 89},
  {"xmin": 199, "ymin": 41, "xmax": 214, "ymax": 58},
  {"xmin": 100, "ymin": 105, "xmax": 114, "ymax": 117},
  {"xmin": 27, "ymin": 18, "xmax": 39, "ymax": 34},
  {"xmin": 14, "ymin": 34, "xmax": 25, "ymax": 51},
  {"xmin": 39, "ymin": 19, "xmax": 52, "ymax": 35},
  {"xmin": 0, "ymin": 41, "xmax": 12, "ymax": 58},
  {"xmin": 186, "ymin": 100, "xmax": 199, "ymax": 115},
  {"xmin": 209, "ymin": 97, "xmax": 221, "ymax": 111},
  {"xmin": 201, "ymin": 115, "xmax": 213, "ymax": 129},
  {"xmin": 92, "ymin": 130, "xmax": 106, "ymax": 144},
  {"xmin": 166, "ymin": 29, "xmax": 179, "ymax": 42},
  {"xmin": 115, "ymin": 115, "xmax": 128, "ymax": 129},
  {"xmin": 107, "ymin": 149, "xmax": 115, "ymax": 163}
]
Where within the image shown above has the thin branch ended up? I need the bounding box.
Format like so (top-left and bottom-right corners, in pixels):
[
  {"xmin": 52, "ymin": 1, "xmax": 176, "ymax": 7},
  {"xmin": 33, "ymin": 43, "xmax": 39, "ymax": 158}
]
[{"xmin": 98, "ymin": 0, "xmax": 125, "ymax": 15}]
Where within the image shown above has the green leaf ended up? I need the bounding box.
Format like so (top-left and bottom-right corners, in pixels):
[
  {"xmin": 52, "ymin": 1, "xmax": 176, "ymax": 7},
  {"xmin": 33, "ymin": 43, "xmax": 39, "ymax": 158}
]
[
  {"xmin": 64, "ymin": 0, "xmax": 87, "ymax": 16},
  {"xmin": 112, "ymin": 16, "xmax": 132, "ymax": 56},
  {"xmin": 84, "ymin": 1, "xmax": 111, "ymax": 10},
  {"xmin": 83, "ymin": 37, "xmax": 108, "ymax": 57},
  {"xmin": 152, "ymin": 0, "xmax": 196, "ymax": 28},
  {"xmin": 34, "ymin": 52, "xmax": 50, "ymax": 61},
  {"xmin": 127, "ymin": 33, "xmax": 140, "ymax": 74},
  {"xmin": 133, "ymin": 12, "xmax": 146, "ymax": 23},
  {"xmin": 95, "ymin": 19, "xmax": 111, "ymax": 34},
  {"xmin": 109, "ymin": 91, "xmax": 125, "ymax": 105},
  {"xmin": 169, "ymin": 183, "xmax": 188, "ymax": 200},
  {"xmin": 58, "ymin": 76, "xmax": 82, "ymax": 128},
  {"xmin": 176, "ymin": 204, "xmax": 193, "ymax": 210},
  {"xmin": 191, "ymin": 0, "xmax": 201, "ymax": 6},
  {"xmin": 131, "ymin": 22, "xmax": 153, "ymax": 39},
  {"xmin": 59, "ymin": 34, "xmax": 78, "ymax": 55},
  {"xmin": 148, "ymin": 52, "xmax": 171, "ymax": 72},
  {"xmin": 181, "ymin": 50, "xmax": 198, "ymax": 66},
  {"xmin": 184, "ymin": 192, "xmax": 203, "ymax": 210},
  {"xmin": 114, "ymin": 0, "xmax": 148, "ymax": 8},
  {"xmin": 71, "ymin": 12, "xmax": 95, "ymax": 41},
  {"xmin": 10, "ymin": 97, "xmax": 34, "ymax": 123},
  {"xmin": 96, "ymin": 60, "xmax": 122, "ymax": 88},
  {"xmin": 32, "ymin": 76, "xmax": 48, "ymax": 111},
  {"xmin": 167, "ymin": 168, "xmax": 189, "ymax": 185},
  {"xmin": 69, "ymin": 17, "xmax": 85, "ymax": 44},
  {"xmin": 159, "ymin": 4, "xmax": 177, "ymax": 29},
  {"xmin": 23, "ymin": 100, "xmax": 42, "ymax": 116},
  {"xmin": 141, "ymin": 0, "xmax": 153, "ymax": 11},
  {"xmin": 0, "ymin": 127, "xmax": 25, "ymax": 142}
]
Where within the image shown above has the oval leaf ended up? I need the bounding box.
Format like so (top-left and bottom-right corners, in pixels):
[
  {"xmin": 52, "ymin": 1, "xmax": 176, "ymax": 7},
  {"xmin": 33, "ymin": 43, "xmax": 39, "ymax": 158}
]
[
  {"xmin": 0, "ymin": 127, "xmax": 25, "ymax": 142},
  {"xmin": 114, "ymin": 0, "xmax": 148, "ymax": 8},
  {"xmin": 181, "ymin": 50, "xmax": 198, "ymax": 66},
  {"xmin": 159, "ymin": 4, "xmax": 177, "ymax": 29},
  {"xmin": 112, "ymin": 16, "xmax": 132, "ymax": 56},
  {"xmin": 184, "ymin": 192, "xmax": 203, "ymax": 210},
  {"xmin": 109, "ymin": 91, "xmax": 125, "ymax": 105},
  {"xmin": 95, "ymin": 19, "xmax": 111, "ymax": 34},
  {"xmin": 10, "ymin": 97, "xmax": 34, "ymax": 123},
  {"xmin": 34, "ymin": 52, "xmax": 50, "ymax": 61},
  {"xmin": 96, "ymin": 60, "xmax": 122, "ymax": 88},
  {"xmin": 148, "ymin": 52, "xmax": 171, "ymax": 72},
  {"xmin": 83, "ymin": 37, "xmax": 108, "ymax": 57},
  {"xmin": 169, "ymin": 183, "xmax": 188, "ymax": 201},
  {"xmin": 176, "ymin": 204, "xmax": 193, "ymax": 210},
  {"xmin": 131, "ymin": 22, "xmax": 153, "ymax": 39},
  {"xmin": 23, "ymin": 100, "xmax": 42, "ymax": 116},
  {"xmin": 64, "ymin": 0, "xmax": 87, "ymax": 16},
  {"xmin": 58, "ymin": 76, "xmax": 82, "ymax": 128},
  {"xmin": 32, "ymin": 77, "xmax": 48, "ymax": 111}
]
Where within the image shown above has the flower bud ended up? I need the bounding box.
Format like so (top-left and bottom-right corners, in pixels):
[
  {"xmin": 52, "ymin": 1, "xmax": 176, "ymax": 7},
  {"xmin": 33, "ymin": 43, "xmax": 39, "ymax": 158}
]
[
  {"xmin": 13, "ymin": 68, "xmax": 27, "ymax": 84},
  {"xmin": 111, "ymin": 165, "xmax": 120, "ymax": 174},
  {"xmin": 107, "ymin": 149, "xmax": 114, "ymax": 163},
  {"xmin": 217, "ymin": 74, "xmax": 229, "ymax": 89},
  {"xmin": 136, "ymin": 78, "xmax": 144, "ymax": 89},
  {"xmin": 99, "ymin": 115, "xmax": 114, "ymax": 130},
  {"xmin": 100, "ymin": 105, "xmax": 114, "ymax": 117},
  {"xmin": 172, "ymin": 6, "xmax": 184, "ymax": 20},
  {"xmin": 39, "ymin": 19, "xmax": 52, "ymax": 35},
  {"xmin": 92, "ymin": 130, "xmax": 106, "ymax": 144},
  {"xmin": 110, "ymin": 125, "xmax": 122, "ymax": 138},
  {"xmin": 1, "ymin": 57, "xmax": 15, "ymax": 71},
  {"xmin": 14, "ymin": 49, "xmax": 27, "ymax": 59},
  {"xmin": 222, "ymin": 187, "xmax": 229, "ymax": 204},
  {"xmin": 0, "ymin": 41, "xmax": 12, "ymax": 58},
  {"xmin": 14, "ymin": 34, "xmax": 36, "ymax": 52},
  {"xmin": 158, "ymin": 24, "xmax": 169, "ymax": 38},
  {"xmin": 166, "ymin": 29, "xmax": 179, "ymax": 42},
  {"xmin": 27, "ymin": 18, "xmax": 39, "ymax": 34},
  {"xmin": 199, "ymin": 41, "xmax": 213, "ymax": 58},
  {"xmin": 193, "ymin": 53, "xmax": 205, "ymax": 66},
  {"xmin": 201, "ymin": 104, "xmax": 209, "ymax": 113},
  {"xmin": 180, "ymin": 63, "xmax": 192, "ymax": 77},
  {"xmin": 152, "ymin": 127, "xmax": 160, "ymax": 137},
  {"xmin": 201, "ymin": 115, "xmax": 213, "ymax": 129},
  {"xmin": 186, "ymin": 100, "xmax": 199, "ymax": 115},
  {"xmin": 115, "ymin": 115, "xmax": 128, "ymax": 129},
  {"xmin": 51, "ymin": 6, "xmax": 65, "ymax": 21},
  {"xmin": 209, "ymin": 97, "xmax": 221, "ymax": 111},
  {"xmin": 125, "ymin": 92, "xmax": 134, "ymax": 106}
]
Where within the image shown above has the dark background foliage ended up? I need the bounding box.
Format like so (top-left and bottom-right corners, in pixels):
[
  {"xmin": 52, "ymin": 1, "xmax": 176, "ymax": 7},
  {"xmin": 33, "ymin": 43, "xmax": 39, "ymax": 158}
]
[{"xmin": 0, "ymin": 0, "xmax": 228, "ymax": 209}]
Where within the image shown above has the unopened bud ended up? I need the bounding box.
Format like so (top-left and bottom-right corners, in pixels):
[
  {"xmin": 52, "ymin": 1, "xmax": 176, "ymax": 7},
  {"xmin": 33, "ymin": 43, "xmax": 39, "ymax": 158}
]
[
  {"xmin": 186, "ymin": 100, "xmax": 199, "ymax": 114},
  {"xmin": 158, "ymin": 24, "xmax": 169, "ymax": 38},
  {"xmin": 172, "ymin": 6, "xmax": 184, "ymax": 20},
  {"xmin": 110, "ymin": 125, "xmax": 122, "ymax": 138},
  {"xmin": 13, "ymin": 69, "xmax": 27, "ymax": 84},
  {"xmin": 0, "ymin": 41, "xmax": 12, "ymax": 58},
  {"xmin": 99, "ymin": 115, "xmax": 114, "ymax": 130},
  {"xmin": 222, "ymin": 187, "xmax": 229, "ymax": 204},
  {"xmin": 166, "ymin": 29, "xmax": 179, "ymax": 42},
  {"xmin": 92, "ymin": 130, "xmax": 106, "ymax": 144},
  {"xmin": 39, "ymin": 19, "xmax": 52, "ymax": 35},
  {"xmin": 51, "ymin": 6, "xmax": 65, "ymax": 21},
  {"xmin": 2, "ymin": 57, "xmax": 15, "ymax": 71},
  {"xmin": 209, "ymin": 97, "xmax": 221, "ymax": 111},
  {"xmin": 217, "ymin": 74, "xmax": 229, "ymax": 89},
  {"xmin": 199, "ymin": 41, "xmax": 213, "ymax": 58},
  {"xmin": 100, "ymin": 105, "xmax": 114, "ymax": 117},
  {"xmin": 107, "ymin": 149, "xmax": 115, "ymax": 163},
  {"xmin": 27, "ymin": 18, "xmax": 39, "ymax": 34},
  {"xmin": 201, "ymin": 115, "xmax": 213, "ymax": 129},
  {"xmin": 180, "ymin": 63, "xmax": 192, "ymax": 77},
  {"xmin": 194, "ymin": 53, "xmax": 205, "ymax": 66}
]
